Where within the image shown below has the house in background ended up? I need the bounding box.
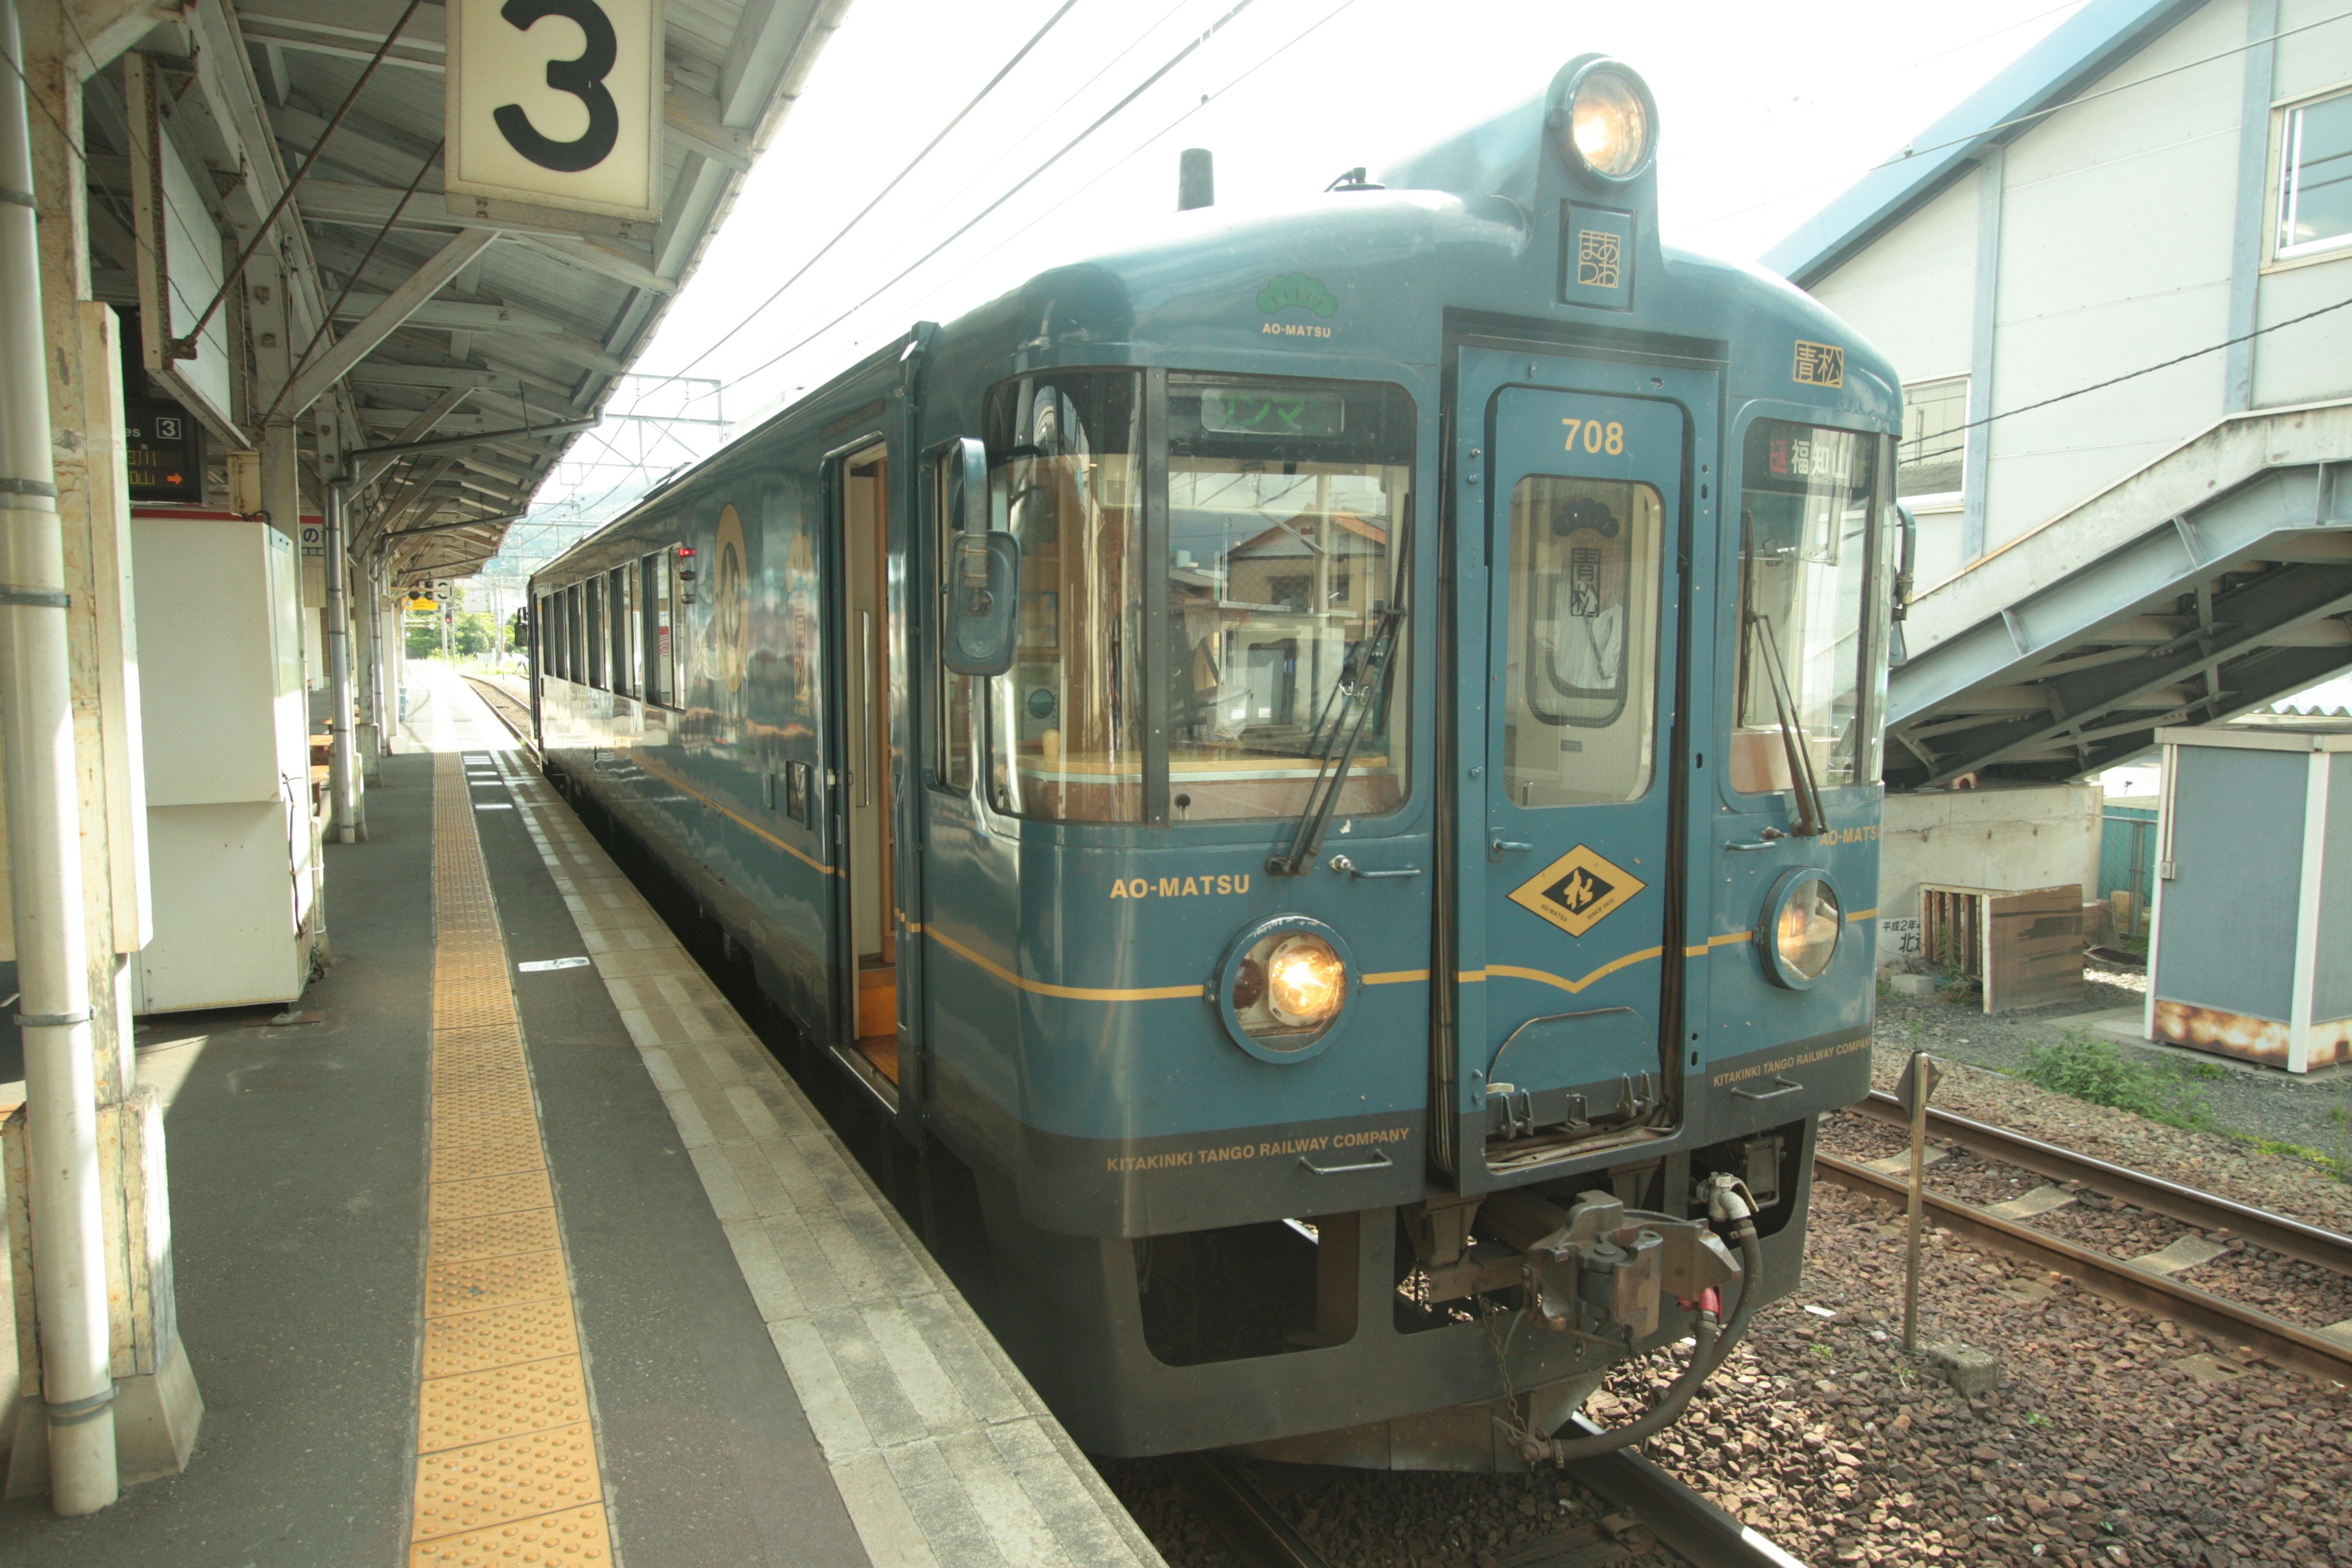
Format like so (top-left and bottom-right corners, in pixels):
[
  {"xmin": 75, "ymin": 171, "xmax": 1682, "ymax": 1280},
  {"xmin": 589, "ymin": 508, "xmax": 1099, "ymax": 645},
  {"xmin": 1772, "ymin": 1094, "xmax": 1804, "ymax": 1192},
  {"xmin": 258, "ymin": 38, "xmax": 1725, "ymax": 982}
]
[
  {"xmin": 1767, "ymin": 0, "xmax": 2352, "ymax": 967},
  {"xmin": 1771, "ymin": 0, "xmax": 2352, "ymax": 588}
]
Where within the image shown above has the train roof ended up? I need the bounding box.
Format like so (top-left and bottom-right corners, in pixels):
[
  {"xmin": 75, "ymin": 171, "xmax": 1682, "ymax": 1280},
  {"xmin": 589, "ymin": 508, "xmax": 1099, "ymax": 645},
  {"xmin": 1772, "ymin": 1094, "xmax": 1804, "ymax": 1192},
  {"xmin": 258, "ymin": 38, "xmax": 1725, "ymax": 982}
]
[{"xmin": 536, "ymin": 57, "xmax": 1901, "ymax": 586}]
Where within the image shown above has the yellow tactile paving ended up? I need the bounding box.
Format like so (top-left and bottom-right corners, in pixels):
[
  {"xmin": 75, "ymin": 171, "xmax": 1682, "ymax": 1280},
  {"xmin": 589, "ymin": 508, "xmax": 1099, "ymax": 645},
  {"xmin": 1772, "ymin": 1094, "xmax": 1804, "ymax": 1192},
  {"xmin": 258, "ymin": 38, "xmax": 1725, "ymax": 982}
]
[
  {"xmin": 423, "ymin": 1248, "xmax": 570, "ymax": 1316},
  {"xmin": 430, "ymin": 1207, "xmax": 565, "ymax": 1262},
  {"xmin": 430, "ymin": 1137, "xmax": 552, "ymax": 1185},
  {"xmin": 423, "ymin": 1300, "xmax": 581, "ymax": 1380},
  {"xmin": 418, "ymin": 1357, "xmax": 594, "ymax": 1450},
  {"xmin": 410, "ymin": 1504, "xmax": 613, "ymax": 1567},
  {"xmin": 431, "ymin": 1168, "xmax": 555, "ymax": 1221},
  {"xmin": 411, "ymin": 753, "xmax": 616, "ymax": 1564},
  {"xmin": 412, "ymin": 1422, "xmax": 606, "ymax": 1537}
]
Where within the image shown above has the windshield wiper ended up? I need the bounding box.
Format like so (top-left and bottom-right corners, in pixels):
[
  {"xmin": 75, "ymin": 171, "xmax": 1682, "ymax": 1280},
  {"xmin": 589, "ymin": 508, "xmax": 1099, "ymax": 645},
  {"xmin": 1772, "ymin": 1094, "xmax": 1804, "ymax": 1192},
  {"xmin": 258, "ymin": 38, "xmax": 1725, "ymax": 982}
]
[
  {"xmin": 1747, "ymin": 611, "xmax": 1826, "ymax": 839},
  {"xmin": 1268, "ymin": 601, "xmax": 1404, "ymax": 875}
]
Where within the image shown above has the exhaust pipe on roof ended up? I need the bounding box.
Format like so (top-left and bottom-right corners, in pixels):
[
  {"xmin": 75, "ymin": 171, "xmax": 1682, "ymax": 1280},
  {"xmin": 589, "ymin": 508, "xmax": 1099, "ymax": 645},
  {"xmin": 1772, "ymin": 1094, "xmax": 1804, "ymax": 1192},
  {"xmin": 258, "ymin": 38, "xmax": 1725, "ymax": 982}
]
[{"xmin": 1178, "ymin": 148, "xmax": 1213, "ymax": 211}]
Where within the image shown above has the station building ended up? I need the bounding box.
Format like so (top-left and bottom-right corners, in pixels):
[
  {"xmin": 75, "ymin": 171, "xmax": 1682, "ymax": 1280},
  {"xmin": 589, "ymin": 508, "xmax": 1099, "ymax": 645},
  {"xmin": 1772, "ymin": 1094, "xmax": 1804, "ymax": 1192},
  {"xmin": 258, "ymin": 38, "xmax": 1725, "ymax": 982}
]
[{"xmin": 1770, "ymin": 0, "xmax": 2352, "ymax": 967}]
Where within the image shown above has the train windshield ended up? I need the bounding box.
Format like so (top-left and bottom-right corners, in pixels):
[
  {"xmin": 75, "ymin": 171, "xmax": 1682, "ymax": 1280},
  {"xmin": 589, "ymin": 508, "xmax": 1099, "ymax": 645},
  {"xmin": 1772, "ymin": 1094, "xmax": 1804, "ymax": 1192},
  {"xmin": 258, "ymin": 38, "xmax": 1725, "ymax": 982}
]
[
  {"xmin": 1733, "ymin": 420, "xmax": 1891, "ymax": 793},
  {"xmin": 1166, "ymin": 375, "xmax": 1413, "ymax": 820}
]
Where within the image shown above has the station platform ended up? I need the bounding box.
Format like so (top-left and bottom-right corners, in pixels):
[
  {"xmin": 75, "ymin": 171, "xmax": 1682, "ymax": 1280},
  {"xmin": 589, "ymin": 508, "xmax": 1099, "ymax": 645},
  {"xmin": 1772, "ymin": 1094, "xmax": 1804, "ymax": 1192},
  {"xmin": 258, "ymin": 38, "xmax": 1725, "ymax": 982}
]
[{"xmin": 0, "ymin": 665, "xmax": 1160, "ymax": 1567}]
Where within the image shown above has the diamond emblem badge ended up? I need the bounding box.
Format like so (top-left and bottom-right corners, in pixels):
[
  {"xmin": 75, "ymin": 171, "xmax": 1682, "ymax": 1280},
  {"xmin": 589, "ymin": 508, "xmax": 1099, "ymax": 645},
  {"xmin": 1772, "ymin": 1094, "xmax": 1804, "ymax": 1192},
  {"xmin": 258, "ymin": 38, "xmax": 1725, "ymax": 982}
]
[{"xmin": 1507, "ymin": 844, "xmax": 1645, "ymax": 938}]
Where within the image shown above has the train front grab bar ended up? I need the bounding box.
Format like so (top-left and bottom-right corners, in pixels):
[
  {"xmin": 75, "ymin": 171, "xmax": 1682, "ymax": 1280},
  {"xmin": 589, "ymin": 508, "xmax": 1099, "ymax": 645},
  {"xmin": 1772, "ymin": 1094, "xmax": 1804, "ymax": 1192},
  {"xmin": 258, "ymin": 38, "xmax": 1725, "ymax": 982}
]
[{"xmin": 1300, "ymin": 1150, "xmax": 1393, "ymax": 1176}]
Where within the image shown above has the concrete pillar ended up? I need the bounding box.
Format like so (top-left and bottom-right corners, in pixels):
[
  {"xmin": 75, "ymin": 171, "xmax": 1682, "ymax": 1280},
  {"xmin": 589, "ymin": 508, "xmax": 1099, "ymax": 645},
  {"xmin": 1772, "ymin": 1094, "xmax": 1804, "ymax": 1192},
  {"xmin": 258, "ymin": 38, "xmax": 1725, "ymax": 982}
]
[{"xmin": 0, "ymin": 0, "xmax": 200, "ymax": 1498}]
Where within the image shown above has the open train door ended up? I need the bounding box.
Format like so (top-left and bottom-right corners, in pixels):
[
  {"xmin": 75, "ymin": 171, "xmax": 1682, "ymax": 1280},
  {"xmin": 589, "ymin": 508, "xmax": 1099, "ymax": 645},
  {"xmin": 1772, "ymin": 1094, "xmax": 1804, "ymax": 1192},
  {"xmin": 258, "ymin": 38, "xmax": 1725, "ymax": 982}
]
[{"xmin": 1448, "ymin": 347, "xmax": 1706, "ymax": 1186}]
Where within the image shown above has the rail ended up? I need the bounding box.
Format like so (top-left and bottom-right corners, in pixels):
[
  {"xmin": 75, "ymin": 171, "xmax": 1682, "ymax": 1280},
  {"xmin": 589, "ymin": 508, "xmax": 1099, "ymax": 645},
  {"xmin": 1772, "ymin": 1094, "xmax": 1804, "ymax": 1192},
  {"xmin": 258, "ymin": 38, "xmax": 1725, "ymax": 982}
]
[
  {"xmin": 1845, "ymin": 1090, "xmax": 2352, "ymax": 1277},
  {"xmin": 1178, "ymin": 1440, "xmax": 1809, "ymax": 1568},
  {"xmin": 1814, "ymin": 1150, "xmax": 2352, "ymax": 1384}
]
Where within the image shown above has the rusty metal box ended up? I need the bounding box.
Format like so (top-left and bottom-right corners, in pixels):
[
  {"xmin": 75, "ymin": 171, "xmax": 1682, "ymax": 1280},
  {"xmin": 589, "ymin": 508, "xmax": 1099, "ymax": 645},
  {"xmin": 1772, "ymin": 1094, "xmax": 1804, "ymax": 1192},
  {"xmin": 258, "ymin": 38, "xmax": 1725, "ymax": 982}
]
[{"xmin": 2147, "ymin": 723, "xmax": 2352, "ymax": 1072}]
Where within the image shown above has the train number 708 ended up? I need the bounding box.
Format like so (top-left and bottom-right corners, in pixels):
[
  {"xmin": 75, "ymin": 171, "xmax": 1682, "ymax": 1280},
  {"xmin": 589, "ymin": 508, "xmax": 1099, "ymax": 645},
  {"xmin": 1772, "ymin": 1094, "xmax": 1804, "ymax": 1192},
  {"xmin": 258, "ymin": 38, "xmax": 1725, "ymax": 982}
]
[{"xmin": 1561, "ymin": 417, "xmax": 1627, "ymax": 456}]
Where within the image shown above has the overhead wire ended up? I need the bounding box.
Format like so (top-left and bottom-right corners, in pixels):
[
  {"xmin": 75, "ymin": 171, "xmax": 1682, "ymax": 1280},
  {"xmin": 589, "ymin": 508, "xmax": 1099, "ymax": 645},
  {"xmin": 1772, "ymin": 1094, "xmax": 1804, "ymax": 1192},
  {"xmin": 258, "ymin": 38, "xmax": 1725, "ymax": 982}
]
[
  {"xmin": 1894, "ymin": 292, "xmax": 2352, "ymax": 469},
  {"xmin": 714, "ymin": 0, "xmax": 1264, "ymax": 394},
  {"xmin": 657, "ymin": 0, "xmax": 1087, "ymax": 383},
  {"xmin": 867, "ymin": 0, "xmax": 1365, "ymax": 352}
]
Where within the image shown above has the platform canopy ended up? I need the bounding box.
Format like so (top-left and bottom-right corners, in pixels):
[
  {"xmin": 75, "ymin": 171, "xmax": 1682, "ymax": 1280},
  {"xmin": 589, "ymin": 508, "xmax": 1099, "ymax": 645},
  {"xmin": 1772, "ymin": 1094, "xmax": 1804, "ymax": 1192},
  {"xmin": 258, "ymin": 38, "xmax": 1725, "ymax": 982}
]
[{"xmin": 82, "ymin": 0, "xmax": 848, "ymax": 584}]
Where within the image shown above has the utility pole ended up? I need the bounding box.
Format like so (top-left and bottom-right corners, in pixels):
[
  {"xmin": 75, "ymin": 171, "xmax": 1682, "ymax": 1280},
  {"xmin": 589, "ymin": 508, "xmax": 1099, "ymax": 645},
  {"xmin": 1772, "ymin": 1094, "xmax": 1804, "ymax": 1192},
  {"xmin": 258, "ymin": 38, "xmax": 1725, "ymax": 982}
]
[{"xmin": 0, "ymin": 0, "xmax": 119, "ymax": 1513}]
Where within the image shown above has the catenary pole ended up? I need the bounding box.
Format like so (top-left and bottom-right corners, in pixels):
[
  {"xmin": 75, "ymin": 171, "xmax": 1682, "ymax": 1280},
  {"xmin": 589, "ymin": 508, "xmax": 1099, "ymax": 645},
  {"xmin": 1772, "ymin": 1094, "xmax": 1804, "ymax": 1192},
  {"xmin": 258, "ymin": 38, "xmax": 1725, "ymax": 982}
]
[
  {"xmin": 0, "ymin": 0, "xmax": 120, "ymax": 1513},
  {"xmin": 325, "ymin": 480, "xmax": 360, "ymax": 841}
]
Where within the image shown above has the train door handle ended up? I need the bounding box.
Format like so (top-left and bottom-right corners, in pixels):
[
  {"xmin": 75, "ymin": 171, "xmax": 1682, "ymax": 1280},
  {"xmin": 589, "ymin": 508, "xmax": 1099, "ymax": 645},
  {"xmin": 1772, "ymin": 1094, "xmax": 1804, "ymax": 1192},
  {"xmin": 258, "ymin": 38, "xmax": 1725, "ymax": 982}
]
[
  {"xmin": 1490, "ymin": 839, "xmax": 1533, "ymax": 860},
  {"xmin": 1329, "ymin": 855, "xmax": 1423, "ymax": 880},
  {"xmin": 1299, "ymin": 1149, "xmax": 1393, "ymax": 1176},
  {"xmin": 1731, "ymin": 1076, "xmax": 1803, "ymax": 1102},
  {"xmin": 1727, "ymin": 827, "xmax": 1788, "ymax": 853}
]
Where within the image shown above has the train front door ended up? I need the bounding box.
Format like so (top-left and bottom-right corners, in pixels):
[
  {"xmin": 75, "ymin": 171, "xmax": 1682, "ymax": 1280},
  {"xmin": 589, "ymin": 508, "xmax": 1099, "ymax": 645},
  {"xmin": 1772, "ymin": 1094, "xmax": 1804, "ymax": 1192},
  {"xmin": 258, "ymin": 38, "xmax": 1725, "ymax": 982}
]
[{"xmin": 1461, "ymin": 363, "xmax": 1689, "ymax": 1173}]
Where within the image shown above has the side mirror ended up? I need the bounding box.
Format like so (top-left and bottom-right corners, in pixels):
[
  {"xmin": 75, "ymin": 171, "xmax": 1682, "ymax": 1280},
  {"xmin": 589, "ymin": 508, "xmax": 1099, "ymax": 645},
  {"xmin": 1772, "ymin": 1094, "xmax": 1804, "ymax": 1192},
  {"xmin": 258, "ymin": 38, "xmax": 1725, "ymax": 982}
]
[{"xmin": 943, "ymin": 439, "xmax": 1019, "ymax": 676}]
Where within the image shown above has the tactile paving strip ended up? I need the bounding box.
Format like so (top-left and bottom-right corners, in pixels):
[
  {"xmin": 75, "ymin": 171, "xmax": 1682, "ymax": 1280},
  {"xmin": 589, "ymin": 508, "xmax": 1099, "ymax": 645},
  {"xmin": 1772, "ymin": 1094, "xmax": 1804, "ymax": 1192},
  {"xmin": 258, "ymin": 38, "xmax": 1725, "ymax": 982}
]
[
  {"xmin": 411, "ymin": 754, "xmax": 615, "ymax": 1562},
  {"xmin": 422, "ymin": 1299, "xmax": 579, "ymax": 1381},
  {"xmin": 412, "ymin": 1422, "xmax": 604, "ymax": 1536},
  {"xmin": 410, "ymin": 1503, "xmax": 612, "ymax": 1567},
  {"xmin": 417, "ymin": 1357, "xmax": 592, "ymax": 1450}
]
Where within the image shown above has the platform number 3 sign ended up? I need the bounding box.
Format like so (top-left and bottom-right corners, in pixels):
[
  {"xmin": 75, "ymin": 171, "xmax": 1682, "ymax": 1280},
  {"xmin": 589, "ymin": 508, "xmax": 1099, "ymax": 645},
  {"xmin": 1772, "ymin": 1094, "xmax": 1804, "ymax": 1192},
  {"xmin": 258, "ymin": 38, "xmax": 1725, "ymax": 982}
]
[{"xmin": 446, "ymin": 0, "xmax": 663, "ymax": 230}]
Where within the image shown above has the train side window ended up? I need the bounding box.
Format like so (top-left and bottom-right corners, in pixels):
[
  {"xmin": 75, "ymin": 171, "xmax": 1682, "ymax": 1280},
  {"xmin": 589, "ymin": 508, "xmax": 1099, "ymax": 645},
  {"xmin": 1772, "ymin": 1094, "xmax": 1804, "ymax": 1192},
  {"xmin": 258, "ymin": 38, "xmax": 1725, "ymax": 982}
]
[
  {"xmin": 609, "ymin": 565, "xmax": 635, "ymax": 696},
  {"xmin": 932, "ymin": 451, "xmax": 974, "ymax": 792},
  {"xmin": 984, "ymin": 371, "xmax": 1144, "ymax": 821},
  {"xmin": 584, "ymin": 575, "xmax": 607, "ymax": 689},
  {"xmin": 642, "ymin": 553, "xmax": 671, "ymax": 705},
  {"xmin": 1502, "ymin": 477, "xmax": 1662, "ymax": 807},
  {"xmin": 567, "ymin": 583, "xmax": 584, "ymax": 683},
  {"xmin": 1732, "ymin": 420, "xmax": 1883, "ymax": 793}
]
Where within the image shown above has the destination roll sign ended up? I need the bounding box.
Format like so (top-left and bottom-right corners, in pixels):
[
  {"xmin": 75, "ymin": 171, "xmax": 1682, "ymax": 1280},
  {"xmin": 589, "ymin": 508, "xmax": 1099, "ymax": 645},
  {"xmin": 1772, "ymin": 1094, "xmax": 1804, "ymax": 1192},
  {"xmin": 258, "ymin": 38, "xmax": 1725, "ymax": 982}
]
[{"xmin": 445, "ymin": 0, "xmax": 664, "ymax": 233}]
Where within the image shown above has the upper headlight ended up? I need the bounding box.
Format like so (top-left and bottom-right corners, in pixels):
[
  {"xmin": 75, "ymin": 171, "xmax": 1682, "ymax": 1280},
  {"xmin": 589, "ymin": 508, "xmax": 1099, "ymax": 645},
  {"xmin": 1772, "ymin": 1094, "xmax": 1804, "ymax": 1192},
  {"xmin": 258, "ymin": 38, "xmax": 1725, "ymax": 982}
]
[
  {"xmin": 1559, "ymin": 63, "xmax": 1655, "ymax": 182},
  {"xmin": 1762, "ymin": 870, "xmax": 1842, "ymax": 988},
  {"xmin": 1215, "ymin": 917, "xmax": 1357, "ymax": 1061}
]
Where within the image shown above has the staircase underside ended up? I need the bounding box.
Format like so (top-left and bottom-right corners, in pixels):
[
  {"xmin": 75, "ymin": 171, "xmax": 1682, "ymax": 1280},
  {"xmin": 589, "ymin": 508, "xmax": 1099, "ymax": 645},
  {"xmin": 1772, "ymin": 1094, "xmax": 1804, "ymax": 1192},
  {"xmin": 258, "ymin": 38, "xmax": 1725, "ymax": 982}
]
[{"xmin": 1886, "ymin": 404, "xmax": 2352, "ymax": 791}]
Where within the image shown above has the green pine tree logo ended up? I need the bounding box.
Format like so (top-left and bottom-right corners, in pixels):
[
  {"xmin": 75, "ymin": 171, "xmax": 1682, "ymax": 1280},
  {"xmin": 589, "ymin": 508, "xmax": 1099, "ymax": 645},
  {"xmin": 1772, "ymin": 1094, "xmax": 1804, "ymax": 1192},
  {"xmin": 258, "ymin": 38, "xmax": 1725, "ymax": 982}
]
[{"xmin": 1257, "ymin": 273, "xmax": 1338, "ymax": 318}]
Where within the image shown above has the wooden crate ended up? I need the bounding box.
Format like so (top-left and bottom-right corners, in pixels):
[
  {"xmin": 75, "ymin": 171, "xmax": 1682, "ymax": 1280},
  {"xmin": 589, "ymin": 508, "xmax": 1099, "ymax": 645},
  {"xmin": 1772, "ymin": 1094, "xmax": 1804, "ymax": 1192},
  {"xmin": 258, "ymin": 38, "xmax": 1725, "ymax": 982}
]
[{"xmin": 1921, "ymin": 884, "xmax": 2086, "ymax": 1014}]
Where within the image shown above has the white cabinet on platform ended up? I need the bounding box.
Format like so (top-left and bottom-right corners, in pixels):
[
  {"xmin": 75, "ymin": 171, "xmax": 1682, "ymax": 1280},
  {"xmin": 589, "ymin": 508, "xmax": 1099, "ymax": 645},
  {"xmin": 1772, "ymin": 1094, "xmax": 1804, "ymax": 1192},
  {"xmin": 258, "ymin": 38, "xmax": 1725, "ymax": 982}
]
[{"xmin": 130, "ymin": 516, "xmax": 316, "ymax": 1012}]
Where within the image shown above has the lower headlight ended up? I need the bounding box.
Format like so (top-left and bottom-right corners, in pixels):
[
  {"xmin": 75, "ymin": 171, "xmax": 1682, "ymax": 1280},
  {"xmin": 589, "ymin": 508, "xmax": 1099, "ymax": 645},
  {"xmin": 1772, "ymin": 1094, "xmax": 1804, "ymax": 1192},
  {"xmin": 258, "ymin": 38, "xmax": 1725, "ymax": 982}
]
[
  {"xmin": 1265, "ymin": 934, "xmax": 1346, "ymax": 1028},
  {"xmin": 1762, "ymin": 870, "xmax": 1842, "ymax": 988},
  {"xmin": 1215, "ymin": 917, "xmax": 1357, "ymax": 1061}
]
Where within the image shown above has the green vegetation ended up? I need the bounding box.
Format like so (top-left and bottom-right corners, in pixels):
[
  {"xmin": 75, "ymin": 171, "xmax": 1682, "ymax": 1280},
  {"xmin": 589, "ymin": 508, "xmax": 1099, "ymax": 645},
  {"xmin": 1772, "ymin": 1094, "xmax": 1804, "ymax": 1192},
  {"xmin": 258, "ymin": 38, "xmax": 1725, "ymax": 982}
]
[
  {"xmin": 2247, "ymin": 1136, "xmax": 2350, "ymax": 1181},
  {"xmin": 2019, "ymin": 1033, "xmax": 2352, "ymax": 1183},
  {"xmin": 402, "ymin": 584, "xmax": 506, "ymax": 660},
  {"xmin": 2016, "ymin": 1032, "xmax": 2214, "ymax": 1132}
]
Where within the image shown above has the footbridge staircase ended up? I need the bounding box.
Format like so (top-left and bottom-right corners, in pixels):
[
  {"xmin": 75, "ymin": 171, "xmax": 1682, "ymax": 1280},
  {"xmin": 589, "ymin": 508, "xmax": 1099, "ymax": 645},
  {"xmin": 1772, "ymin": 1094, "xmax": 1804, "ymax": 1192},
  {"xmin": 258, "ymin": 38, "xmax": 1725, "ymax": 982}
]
[{"xmin": 1886, "ymin": 401, "xmax": 2352, "ymax": 790}]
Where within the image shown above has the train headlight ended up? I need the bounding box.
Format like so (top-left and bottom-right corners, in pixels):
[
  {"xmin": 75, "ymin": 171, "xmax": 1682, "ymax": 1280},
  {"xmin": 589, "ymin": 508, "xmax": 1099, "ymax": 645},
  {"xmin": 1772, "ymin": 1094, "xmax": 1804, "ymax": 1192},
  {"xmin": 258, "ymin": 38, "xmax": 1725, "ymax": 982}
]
[
  {"xmin": 1214, "ymin": 916, "xmax": 1357, "ymax": 1062},
  {"xmin": 1554, "ymin": 60, "xmax": 1656, "ymax": 184},
  {"xmin": 1758, "ymin": 869, "xmax": 1843, "ymax": 990},
  {"xmin": 1265, "ymin": 935, "xmax": 1346, "ymax": 1028}
]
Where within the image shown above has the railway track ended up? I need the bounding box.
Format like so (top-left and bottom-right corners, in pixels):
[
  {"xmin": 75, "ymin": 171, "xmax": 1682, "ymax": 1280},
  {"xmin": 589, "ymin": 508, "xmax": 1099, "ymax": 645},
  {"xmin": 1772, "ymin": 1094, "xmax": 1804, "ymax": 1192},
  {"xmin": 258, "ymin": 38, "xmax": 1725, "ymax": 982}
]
[
  {"xmin": 1845, "ymin": 1090, "xmax": 2352, "ymax": 1276},
  {"xmin": 1177, "ymin": 1442, "xmax": 1807, "ymax": 1568},
  {"xmin": 462, "ymin": 673, "xmax": 538, "ymax": 758},
  {"xmin": 1816, "ymin": 1095, "xmax": 2352, "ymax": 1384}
]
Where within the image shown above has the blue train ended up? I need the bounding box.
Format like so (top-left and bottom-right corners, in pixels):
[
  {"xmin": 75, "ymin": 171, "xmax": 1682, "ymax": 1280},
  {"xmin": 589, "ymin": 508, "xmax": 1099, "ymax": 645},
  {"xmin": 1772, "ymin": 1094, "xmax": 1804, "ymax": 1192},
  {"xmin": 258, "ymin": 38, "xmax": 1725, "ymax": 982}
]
[{"xmin": 529, "ymin": 58, "xmax": 1903, "ymax": 1468}]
